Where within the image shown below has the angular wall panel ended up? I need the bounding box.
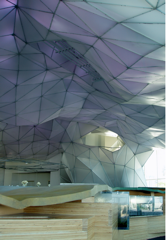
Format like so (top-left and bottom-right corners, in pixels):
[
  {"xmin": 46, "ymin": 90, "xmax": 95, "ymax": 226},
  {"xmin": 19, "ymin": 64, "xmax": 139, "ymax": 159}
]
[{"xmin": 0, "ymin": 0, "xmax": 165, "ymax": 187}]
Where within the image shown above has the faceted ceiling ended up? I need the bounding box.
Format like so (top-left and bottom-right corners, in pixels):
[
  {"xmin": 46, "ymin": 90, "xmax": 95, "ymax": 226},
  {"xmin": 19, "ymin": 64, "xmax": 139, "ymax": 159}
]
[{"xmin": 0, "ymin": 0, "xmax": 165, "ymax": 187}]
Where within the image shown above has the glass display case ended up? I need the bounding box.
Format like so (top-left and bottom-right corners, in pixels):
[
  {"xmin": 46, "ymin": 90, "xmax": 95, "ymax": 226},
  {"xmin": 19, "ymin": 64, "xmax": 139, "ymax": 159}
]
[
  {"xmin": 129, "ymin": 196, "xmax": 163, "ymax": 216},
  {"xmin": 94, "ymin": 191, "xmax": 129, "ymax": 230}
]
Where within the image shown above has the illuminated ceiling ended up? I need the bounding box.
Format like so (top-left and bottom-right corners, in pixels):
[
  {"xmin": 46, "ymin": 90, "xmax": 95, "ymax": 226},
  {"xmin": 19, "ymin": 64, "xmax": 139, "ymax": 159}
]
[{"xmin": 0, "ymin": 0, "xmax": 165, "ymax": 186}]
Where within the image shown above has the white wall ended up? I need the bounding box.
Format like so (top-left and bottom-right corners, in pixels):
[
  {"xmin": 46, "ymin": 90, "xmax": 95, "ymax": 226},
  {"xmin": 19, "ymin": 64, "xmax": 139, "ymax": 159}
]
[
  {"xmin": 1, "ymin": 167, "xmax": 50, "ymax": 187},
  {"xmin": 12, "ymin": 172, "xmax": 50, "ymax": 186},
  {"xmin": 1, "ymin": 154, "xmax": 63, "ymax": 186},
  {"xmin": 1, "ymin": 170, "xmax": 59, "ymax": 187}
]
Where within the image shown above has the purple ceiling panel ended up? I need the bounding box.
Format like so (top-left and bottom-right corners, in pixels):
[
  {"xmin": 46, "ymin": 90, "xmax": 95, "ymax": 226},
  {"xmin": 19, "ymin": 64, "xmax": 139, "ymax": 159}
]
[{"xmin": 0, "ymin": 0, "xmax": 165, "ymax": 187}]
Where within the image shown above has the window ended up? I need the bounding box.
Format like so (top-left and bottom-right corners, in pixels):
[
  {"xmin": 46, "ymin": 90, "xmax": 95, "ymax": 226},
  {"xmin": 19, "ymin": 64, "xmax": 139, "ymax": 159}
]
[{"xmin": 144, "ymin": 149, "xmax": 166, "ymax": 187}]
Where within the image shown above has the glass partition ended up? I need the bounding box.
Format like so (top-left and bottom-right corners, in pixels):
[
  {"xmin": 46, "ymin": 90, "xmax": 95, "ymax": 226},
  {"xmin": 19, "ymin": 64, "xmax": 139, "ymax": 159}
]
[
  {"xmin": 129, "ymin": 196, "xmax": 163, "ymax": 216},
  {"xmin": 154, "ymin": 196, "xmax": 163, "ymax": 215},
  {"xmin": 94, "ymin": 191, "xmax": 129, "ymax": 230}
]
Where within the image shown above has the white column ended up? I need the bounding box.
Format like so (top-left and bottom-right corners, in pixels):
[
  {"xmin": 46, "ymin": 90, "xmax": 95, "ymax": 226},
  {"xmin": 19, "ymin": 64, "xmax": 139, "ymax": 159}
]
[
  {"xmin": 50, "ymin": 170, "xmax": 60, "ymax": 186},
  {"xmin": 0, "ymin": 168, "xmax": 5, "ymax": 185},
  {"xmin": 4, "ymin": 169, "xmax": 14, "ymax": 186}
]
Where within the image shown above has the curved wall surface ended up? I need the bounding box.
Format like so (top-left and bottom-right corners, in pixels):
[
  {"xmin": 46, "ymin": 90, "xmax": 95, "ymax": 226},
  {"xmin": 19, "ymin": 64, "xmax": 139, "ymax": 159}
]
[{"xmin": 0, "ymin": 0, "xmax": 165, "ymax": 187}]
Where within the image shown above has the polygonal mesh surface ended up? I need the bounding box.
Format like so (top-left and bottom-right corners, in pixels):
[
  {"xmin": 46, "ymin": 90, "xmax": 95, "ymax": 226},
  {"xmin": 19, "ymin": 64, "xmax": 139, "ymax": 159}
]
[{"xmin": 0, "ymin": 0, "xmax": 165, "ymax": 187}]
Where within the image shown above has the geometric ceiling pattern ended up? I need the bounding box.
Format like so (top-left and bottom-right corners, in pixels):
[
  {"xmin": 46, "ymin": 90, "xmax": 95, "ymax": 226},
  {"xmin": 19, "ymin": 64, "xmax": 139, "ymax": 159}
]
[
  {"xmin": 61, "ymin": 142, "xmax": 153, "ymax": 187},
  {"xmin": 0, "ymin": 0, "xmax": 165, "ymax": 187}
]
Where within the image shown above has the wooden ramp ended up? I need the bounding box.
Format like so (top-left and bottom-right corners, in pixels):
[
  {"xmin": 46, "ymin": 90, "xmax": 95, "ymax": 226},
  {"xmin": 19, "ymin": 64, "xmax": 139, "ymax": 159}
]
[{"xmin": 0, "ymin": 184, "xmax": 111, "ymax": 209}]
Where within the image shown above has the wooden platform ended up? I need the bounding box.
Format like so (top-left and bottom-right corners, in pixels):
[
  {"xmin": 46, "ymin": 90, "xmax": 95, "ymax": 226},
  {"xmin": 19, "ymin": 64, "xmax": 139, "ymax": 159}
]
[
  {"xmin": 0, "ymin": 215, "xmax": 91, "ymax": 240},
  {"xmin": 0, "ymin": 185, "xmax": 164, "ymax": 240},
  {"xmin": 24, "ymin": 201, "xmax": 119, "ymax": 240},
  {"xmin": 0, "ymin": 201, "xmax": 119, "ymax": 240}
]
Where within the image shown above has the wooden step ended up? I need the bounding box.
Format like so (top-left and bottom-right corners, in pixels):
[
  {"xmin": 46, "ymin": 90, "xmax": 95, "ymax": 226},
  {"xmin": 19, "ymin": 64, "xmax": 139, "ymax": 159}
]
[{"xmin": 0, "ymin": 230, "xmax": 87, "ymax": 240}]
